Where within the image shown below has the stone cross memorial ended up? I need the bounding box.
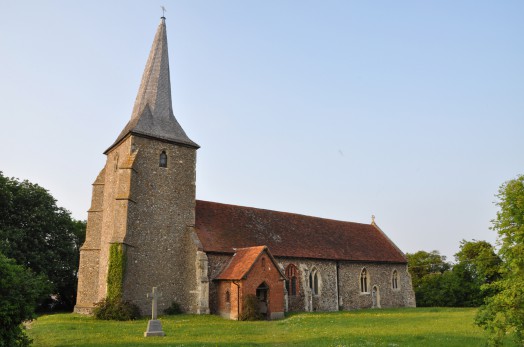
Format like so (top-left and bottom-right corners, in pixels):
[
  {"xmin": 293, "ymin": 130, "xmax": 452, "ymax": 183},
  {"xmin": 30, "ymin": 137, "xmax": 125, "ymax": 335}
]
[{"xmin": 144, "ymin": 287, "xmax": 165, "ymax": 337}]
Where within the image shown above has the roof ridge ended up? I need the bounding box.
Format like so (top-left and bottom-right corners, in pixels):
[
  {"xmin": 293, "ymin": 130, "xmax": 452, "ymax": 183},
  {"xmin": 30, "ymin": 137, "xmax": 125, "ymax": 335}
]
[{"xmin": 196, "ymin": 199, "xmax": 370, "ymax": 226}]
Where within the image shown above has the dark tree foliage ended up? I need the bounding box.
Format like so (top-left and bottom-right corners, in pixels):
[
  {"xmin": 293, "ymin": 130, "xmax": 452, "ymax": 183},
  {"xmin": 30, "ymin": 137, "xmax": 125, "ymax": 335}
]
[
  {"xmin": 406, "ymin": 250, "xmax": 451, "ymax": 289},
  {"xmin": 0, "ymin": 172, "xmax": 86, "ymax": 310},
  {"xmin": 0, "ymin": 252, "xmax": 50, "ymax": 347},
  {"xmin": 476, "ymin": 174, "xmax": 524, "ymax": 346},
  {"xmin": 454, "ymin": 240, "xmax": 501, "ymax": 306},
  {"xmin": 407, "ymin": 242, "xmax": 500, "ymax": 307}
]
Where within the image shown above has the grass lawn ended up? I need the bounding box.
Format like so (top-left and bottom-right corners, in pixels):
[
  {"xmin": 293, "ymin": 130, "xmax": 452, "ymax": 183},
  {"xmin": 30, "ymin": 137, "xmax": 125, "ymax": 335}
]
[{"xmin": 27, "ymin": 307, "xmax": 513, "ymax": 347}]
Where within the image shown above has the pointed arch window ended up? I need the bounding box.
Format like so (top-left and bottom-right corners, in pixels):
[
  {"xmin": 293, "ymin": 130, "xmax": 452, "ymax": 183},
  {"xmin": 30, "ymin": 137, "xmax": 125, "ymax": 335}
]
[
  {"xmin": 285, "ymin": 264, "xmax": 299, "ymax": 296},
  {"xmin": 392, "ymin": 270, "xmax": 399, "ymax": 290},
  {"xmin": 159, "ymin": 151, "xmax": 167, "ymax": 168},
  {"xmin": 225, "ymin": 290, "xmax": 230, "ymax": 303},
  {"xmin": 360, "ymin": 268, "xmax": 369, "ymax": 293},
  {"xmin": 309, "ymin": 268, "xmax": 321, "ymax": 295}
]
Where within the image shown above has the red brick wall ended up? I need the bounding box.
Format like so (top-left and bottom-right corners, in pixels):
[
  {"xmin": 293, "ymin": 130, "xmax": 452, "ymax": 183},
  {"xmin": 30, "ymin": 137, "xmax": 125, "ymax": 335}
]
[
  {"xmin": 216, "ymin": 251, "xmax": 285, "ymax": 320},
  {"xmin": 239, "ymin": 252, "xmax": 285, "ymax": 319},
  {"xmin": 217, "ymin": 281, "xmax": 240, "ymax": 320}
]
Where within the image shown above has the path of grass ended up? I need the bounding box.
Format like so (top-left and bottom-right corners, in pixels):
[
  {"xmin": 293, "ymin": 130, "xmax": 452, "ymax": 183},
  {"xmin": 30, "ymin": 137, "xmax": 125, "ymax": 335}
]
[{"xmin": 27, "ymin": 307, "xmax": 511, "ymax": 347}]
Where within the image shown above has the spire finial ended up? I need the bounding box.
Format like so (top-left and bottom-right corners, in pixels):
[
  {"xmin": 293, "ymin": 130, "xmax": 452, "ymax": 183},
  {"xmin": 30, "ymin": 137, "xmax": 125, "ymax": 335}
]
[
  {"xmin": 371, "ymin": 215, "xmax": 376, "ymax": 224},
  {"xmin": 161, "ymin": 5, "xmax": 167, "ymax": 19}
]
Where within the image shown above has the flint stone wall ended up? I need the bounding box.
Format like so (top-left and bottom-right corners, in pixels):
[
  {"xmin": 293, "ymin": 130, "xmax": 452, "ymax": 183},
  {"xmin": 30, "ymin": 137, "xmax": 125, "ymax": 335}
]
[{"xmin": 121, "ymin": 136, "xmax": 199, "ymax": 315}]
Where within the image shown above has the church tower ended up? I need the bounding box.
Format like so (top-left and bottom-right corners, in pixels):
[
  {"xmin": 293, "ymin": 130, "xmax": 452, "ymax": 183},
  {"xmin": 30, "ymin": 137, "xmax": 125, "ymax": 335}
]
[{"xmin": 75, "ymin": 17, "xmax": 209, "ymax": 315}]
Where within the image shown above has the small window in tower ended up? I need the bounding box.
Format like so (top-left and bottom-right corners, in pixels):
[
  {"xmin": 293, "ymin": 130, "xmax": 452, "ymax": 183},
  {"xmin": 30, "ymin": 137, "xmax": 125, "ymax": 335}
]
[
  {"xmin": 159, "ymin": 151, "xmax": 167, "ymax": 168},
  {"xmin": 114, "ymin": 154, "xmax": 119, "ymax": 172},
  {"xmin": 225, "ymin": 290, "xmax": 230, "ymax": 303}
]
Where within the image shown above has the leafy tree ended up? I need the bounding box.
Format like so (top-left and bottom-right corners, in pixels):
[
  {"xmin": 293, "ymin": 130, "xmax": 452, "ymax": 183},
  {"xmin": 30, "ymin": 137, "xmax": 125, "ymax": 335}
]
[
  {"xmin": 408, "ymin": 242, "xmax": 499, "ymax": 307},
  {"xmin": 406, "ymin": 250, "xmax": 451, "ymax": 288},
  {"xmin": 454, "ymin": 239, "xmax": 501, "ymax": 306},
  {"xmin": 0, "ymin": 172, "xmax": 86, "ymax": 310},
  {"xmin": 0, "ymin": 252, "xmax": 50, "ymax": 347},
  {"xmin": 476, "ymin": 174, "xmax": 524, "ymax": 346},
  {"xmin": 414, "ymin": 271, "xmax": 459, "ymax": 307}
]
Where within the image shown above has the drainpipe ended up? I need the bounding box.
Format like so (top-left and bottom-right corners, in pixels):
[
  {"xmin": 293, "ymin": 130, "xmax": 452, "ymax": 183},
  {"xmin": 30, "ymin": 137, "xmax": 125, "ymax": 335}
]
[
  {"xmin": 336, "ymin": 261, "xmax": 340, "ymax": 310},
  {"xmin": 232, "ymin": 281, "xmax": 240, "ymax": 320}
]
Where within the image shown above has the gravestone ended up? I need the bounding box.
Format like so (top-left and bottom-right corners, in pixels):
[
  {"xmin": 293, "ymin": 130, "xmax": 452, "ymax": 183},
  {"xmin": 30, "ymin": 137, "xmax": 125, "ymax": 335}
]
[{"xmin": 144, "ymin": 287, "xmax": 165, "ymax": 337}]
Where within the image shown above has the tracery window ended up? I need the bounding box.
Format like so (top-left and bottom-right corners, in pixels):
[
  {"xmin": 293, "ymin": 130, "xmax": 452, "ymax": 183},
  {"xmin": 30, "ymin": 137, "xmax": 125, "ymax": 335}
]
[
  {"xmin": 360, "ymin": 268, "xmax": 369, "ymax": 293},
  {"xmin": 392, "ymin": 270, "xmax": 399, "ymax": 290},
  {"xmin": 285, "ymin": 264, "xmax": 299, "ymax": 296},
  {"xmin": 159, "ymin": 151, "xmax": 167, "ymax": 168}
]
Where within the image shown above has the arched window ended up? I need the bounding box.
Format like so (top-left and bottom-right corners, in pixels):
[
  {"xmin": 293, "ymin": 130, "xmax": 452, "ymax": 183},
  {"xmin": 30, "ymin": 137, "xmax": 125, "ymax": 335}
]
[
  {"xmin": 261, "ymin": 257, "xmax": 266, "ymax": 270},
  {"xmin": 159, "ymin": 151, "xmax": 167, "ymax": 168},
  {"xmin": 225, "ymin": 290, "xmax": 230, "ymax": 303},
  {"xmin": 309, "ymin": 268, "xmax": 321, "ymax": 295},
  {"xmin": 392, "ymin": 270, "xmax": 399, "ymax": 290},
  {"xmin": 360, "ymin": 268, "xmax": 369, "ymax": 293},
  {"xmin": 285, "ymin": 264, "xmax": 299, "ymax": 296}
]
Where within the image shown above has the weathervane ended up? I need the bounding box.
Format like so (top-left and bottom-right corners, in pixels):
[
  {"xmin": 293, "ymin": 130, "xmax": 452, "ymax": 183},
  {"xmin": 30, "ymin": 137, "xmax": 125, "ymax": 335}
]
[{"xmin": 161, "ymin": 5, "xmax": 167, "ymax": 18}]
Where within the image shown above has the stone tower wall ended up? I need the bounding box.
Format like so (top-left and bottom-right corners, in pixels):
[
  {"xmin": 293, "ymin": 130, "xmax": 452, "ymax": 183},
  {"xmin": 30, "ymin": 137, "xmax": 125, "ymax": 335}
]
[{"xmin": 121, "ymin": 136, "xmax": 200, "ymax": 315}]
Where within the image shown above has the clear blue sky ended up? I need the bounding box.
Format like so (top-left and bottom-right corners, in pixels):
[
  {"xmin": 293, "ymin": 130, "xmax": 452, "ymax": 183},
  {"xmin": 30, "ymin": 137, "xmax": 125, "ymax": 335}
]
[{"xmin": 1, "ymin": 1, "xmax": 522, "ymax": 261}]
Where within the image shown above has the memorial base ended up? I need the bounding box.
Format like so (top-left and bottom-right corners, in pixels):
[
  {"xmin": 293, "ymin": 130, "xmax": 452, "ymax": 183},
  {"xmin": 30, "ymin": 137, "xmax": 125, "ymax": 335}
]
[{"xmin": 144, "ymin": 319, "xmax": 165, "ymax": 337}]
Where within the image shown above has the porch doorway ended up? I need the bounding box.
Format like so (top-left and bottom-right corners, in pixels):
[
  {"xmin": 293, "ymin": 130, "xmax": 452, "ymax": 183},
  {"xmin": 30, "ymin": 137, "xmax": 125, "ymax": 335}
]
[{"xmin": 256, "ymin": 282, "xmax": 269, "ymax": 319}]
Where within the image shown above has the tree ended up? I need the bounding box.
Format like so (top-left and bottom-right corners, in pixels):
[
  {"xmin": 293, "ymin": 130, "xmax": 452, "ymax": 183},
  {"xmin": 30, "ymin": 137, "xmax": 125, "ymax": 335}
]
[
  {"xmin": 407, "ymin": 243, "xmax": 500, "ymax": 308},
  {"xmin": 406, "ymin": 250, "xmax": 451, "ymax": 289},
  {"xmin": 0, "ymin": 252, "xmax": 50, "ymax": 347},
  {"xmin": 453, "ymin": 239, "xmax": 501, "ymax": 306},
  {"xmin": 476, "ymin": 174, "xmax": 524, "ymax": 346},
  {"xmin": 0, "ymin": 172, "xmax": 86, "ymax": 310}
]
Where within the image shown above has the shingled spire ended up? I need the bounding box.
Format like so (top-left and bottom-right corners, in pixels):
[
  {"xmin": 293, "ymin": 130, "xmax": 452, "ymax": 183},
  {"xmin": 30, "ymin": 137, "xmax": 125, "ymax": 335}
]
[{"xmin": 106, "ymin": 17, "xmax": 198, "ymax": 153}]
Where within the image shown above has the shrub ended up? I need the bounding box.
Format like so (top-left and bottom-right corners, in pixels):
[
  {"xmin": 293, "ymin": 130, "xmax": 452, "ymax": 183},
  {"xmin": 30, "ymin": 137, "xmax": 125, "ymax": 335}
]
[
  {"xmin": 164, "ymin": 301, "xmax": 182, "ymax": 315},
  {"xmin": 240, "ymin": 294, "xmax": 262, "ymax": 321},
  {"xmin": 0, "ymin": 252, "xmax": 50, "ymax": 347},
  {"xmin": 93, "ymin": 298, "xmax": 140, "ymax": 321}
]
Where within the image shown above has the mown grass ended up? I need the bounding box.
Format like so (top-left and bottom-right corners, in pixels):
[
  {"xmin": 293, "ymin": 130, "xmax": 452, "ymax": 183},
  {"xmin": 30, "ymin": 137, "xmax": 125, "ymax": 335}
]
[{"xmin": 27, "ymin": 307, "xmax": 515, "ymax": 347}]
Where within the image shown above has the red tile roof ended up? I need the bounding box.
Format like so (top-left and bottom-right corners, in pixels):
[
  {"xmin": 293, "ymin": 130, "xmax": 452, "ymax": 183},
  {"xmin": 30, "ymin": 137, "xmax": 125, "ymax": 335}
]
[
  {"xmin": 215, "ymin": 246, "xmax": 283, "ymax": 280},
  {"xmin": 195, "ymin": 200, "xmax": 407, "ymax": 263}
]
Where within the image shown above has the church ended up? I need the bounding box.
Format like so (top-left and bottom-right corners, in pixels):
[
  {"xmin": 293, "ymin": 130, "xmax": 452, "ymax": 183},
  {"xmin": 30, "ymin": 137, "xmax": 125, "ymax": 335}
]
[{"xmin": 75, "ymin": 17, "xmax": 416, "ymax": 320}]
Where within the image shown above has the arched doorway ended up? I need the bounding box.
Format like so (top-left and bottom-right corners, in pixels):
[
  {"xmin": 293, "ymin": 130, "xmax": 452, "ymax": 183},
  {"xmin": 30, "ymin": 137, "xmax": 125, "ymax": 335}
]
[
  {"xmin": 256, "ymin": 282, "xmax": 270, "ymax": 319},
  {"xmin": 372, "ymin": 285, "xmax": 381, "ymax": 308}
]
